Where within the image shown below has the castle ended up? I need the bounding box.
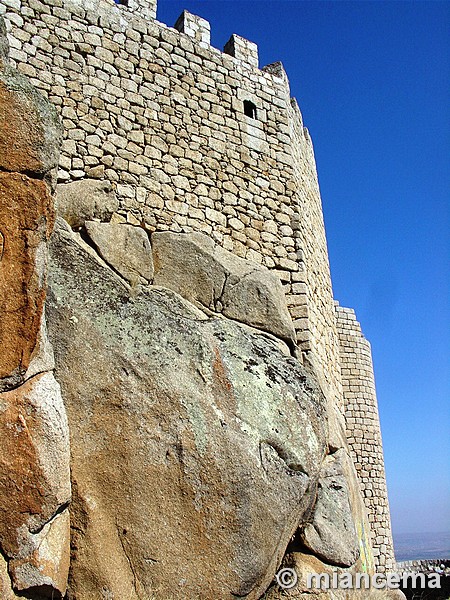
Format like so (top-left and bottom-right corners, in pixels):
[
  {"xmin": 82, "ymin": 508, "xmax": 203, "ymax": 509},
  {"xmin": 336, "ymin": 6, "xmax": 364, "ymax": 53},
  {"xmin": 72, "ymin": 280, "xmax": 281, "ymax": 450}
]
[{"xmin": 2, "ymin": 0, "xmax": 395, "ymax": 575}]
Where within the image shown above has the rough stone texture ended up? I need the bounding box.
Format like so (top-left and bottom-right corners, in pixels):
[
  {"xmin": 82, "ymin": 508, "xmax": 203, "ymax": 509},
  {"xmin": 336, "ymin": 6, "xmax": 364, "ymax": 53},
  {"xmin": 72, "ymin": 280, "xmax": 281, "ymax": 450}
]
[
  {"xmin": 0, "ymin": 173, "xmax": 54, "ymax": 389},
  {"xmin": 268, "ymin": 396, "xmax": 379, "ymax": 598},
  {"xmin": 9, "ymin": 511, "xmax": 70, "ymax": 597},
  {"xmin": 220, "ymin": 265, "xmax": 296, "ymax": 349},
  {"xmin": 324, "ymin": 401, "xmax": 377, "ymax": 575},
  {"xmin": 224, "ymin": 34, "xmax": 259, "ymax": 67},
  {"xmin": 0, "ymin": 372, "xmax": 71, "ymax": 595},
  {"xmin": 0, "ymin": 554, "xmax": 16, "ymax": 600},
  {"xmin": 175, "ymin": 10, "xmax": 211, "ymax": 47},
  {"xmin": 0, "ymin": 21, "xmax": 70, "ymax": 598},
  {"xmin": 264, "ymin": 552, "xmax": 406, "ymax": 599},
  {"xmin": 85, "ymin": 221, "xmax": 154, "ymax": 285},
  {"xmin": 0, "ymin": 16, "xmax": 8, "ymax": 64},
  {"xmin": 0, "ymin": 66, "xmax": 61, "ymax": 175},
  {"xmin": 0, "ymin": 29, "xmax": 61, "ymax": 390},
  {"xmin": 263, "ymin": 434, "xmax": 379, "ymax": 599},
  {"xmin": 335, "ymin": 303, "xmax": 396, "ymax": 573},
  {"xmin": 1, "ymin": 0, "xmax": 343, "ymax": 408},
  {"xmin": 1, "ymin": 0, "xmax": 397, "ymax": 579},
  {"xmin": 152, "ymin": 231, "xmax": 296, "ymax": 346},
  {"xmin": 55, "ymin": 179, "xmax": 118, "ymax": 228},
  {"xmin": 24, "ymin": 315, "xmax": 56, "ymax": 382},
  {"xmin": 300, "ymin": 449, "xmax": 359, "ymax": 567},
  {"xmin": 152, "ymin": 231, "xmax": 225, "ymax": 306},
  {"xmin": 286, "ymin": 99, "xmax": 343, "ymax": 410},
  {"xmin": 47, "ymin": 220, "xmax": 328, "ymax": 600}
]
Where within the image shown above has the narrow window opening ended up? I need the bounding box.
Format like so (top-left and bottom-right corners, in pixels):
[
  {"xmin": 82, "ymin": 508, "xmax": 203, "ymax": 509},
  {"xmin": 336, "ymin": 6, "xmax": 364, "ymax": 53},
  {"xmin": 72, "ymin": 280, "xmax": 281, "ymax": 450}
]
[{"xmin": 243, "ymin": 100, "xmax": 257, "ymax": 119}]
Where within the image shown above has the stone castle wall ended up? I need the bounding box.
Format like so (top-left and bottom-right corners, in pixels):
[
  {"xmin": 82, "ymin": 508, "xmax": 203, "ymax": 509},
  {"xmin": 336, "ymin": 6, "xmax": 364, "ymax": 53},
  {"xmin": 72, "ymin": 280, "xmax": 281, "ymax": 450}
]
[
  {"xmin": 335, "ymin": 303, "xmax": 396, "ymax": 571},
  {"xmin": 1, "ymin": 0, "xmax": 342, "ymax": 406},
  {"xmin": 2, "ymin": 0, "xmax": 392, "ymax": 572},
  {"xmin": 286, "ymin": 96, "xmax": 343, "ymax": 407}
]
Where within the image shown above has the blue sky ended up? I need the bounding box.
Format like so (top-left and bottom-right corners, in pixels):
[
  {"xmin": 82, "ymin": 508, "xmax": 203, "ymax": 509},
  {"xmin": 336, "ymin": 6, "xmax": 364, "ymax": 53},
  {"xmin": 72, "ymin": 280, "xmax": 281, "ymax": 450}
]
[{"xmin": 156, "ymin": 1, "xmax": 450, "ymax": 538}]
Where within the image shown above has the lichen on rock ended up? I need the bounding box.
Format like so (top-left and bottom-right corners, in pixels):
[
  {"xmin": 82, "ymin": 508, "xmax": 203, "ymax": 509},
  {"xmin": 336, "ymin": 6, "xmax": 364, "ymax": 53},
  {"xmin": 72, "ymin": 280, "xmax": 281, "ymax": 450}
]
[{"xmin": 47, "ymin": 219, "xmax": 329, "ymax": 600}]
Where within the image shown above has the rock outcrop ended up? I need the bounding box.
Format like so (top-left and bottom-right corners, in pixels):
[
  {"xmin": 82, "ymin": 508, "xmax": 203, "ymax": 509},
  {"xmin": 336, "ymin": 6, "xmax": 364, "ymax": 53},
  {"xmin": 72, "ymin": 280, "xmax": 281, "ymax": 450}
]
[
  {"xmin": 85, "ymin": 221, "xmax": 154, "ymax": 285},
  {"xmin": 300, "ymin": 449, "xmax": 360, "ymax": 568},
  {"xmin": 0, "ymin": 172, "xmax": 54, "ymax": 390},
  {"xmin": 3, "ymin": 0, "xmax": 399, "ymax": 576},
  {"xmin": 47, "ymin": 219, "xmax": 328, "ymax": 599},
  {"xmin": 55, "ymin": 178, "xmax": 118, "ymax": 228},
  {"xmin": 0, "ymin": 18, "xmax": 70, "ymax": 599},
  {"xmin": 0, "ymin": 48, "xmax": 61, "ymax": 390},
  {"xmin": 152, "ymin": 231, "xmax": 297, "ymax": 348}
]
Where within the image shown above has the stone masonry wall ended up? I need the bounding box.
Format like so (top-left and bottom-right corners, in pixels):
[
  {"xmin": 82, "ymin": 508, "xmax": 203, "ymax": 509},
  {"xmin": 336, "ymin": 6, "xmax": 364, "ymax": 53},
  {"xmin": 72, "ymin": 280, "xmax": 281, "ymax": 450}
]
[
  {"xmin": 1, "ymin": 0, "xmax": 342, "ymax": 406},
  {"xmin": 2, "ymin": 0, "xmax": 392, "ymax": 571},
  {"xmin": 335, "ymin": 303, "xmax": 396, "ymax": 572},
  {"xmin": 286, "ymin": 92, "xmax": 343, "ymax": 407}
]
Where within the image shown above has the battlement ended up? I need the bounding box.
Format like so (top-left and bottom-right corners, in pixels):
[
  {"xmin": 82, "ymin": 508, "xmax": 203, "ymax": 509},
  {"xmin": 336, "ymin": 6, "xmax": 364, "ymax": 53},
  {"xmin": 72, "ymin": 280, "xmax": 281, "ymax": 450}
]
[
  {"xmin": 224, "ymin": 33, "xmax": 259, "ymax": 68},
  {"xmin": 113, "ymin": 1, "xmax": 261, "ymax": 69},
  {"xmin": 1, "ymin": 0, "xmax": 265, "ymax": 71},
  {"xmin": 174, "ymin": 10, "xmax": 210, "ymax": 48},
  {"xmin": 113, "ymin": 0, "xmax": 157, "ymax": 21}
]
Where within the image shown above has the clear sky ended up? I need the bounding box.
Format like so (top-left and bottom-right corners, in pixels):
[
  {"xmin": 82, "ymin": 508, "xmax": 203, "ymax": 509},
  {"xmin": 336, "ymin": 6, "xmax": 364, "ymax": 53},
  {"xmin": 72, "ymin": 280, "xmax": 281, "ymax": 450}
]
[{"xmin": 156, "ymin": 1, "xmax": 450, "ymax": 538}]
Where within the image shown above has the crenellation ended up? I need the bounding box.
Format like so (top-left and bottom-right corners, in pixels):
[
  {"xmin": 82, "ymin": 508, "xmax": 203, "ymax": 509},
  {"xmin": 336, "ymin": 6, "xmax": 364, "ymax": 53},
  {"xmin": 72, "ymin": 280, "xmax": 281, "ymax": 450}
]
[
  {"xmin": 174, "ymin": 10, "xmax": 210, "ymax": 48},
  {"xmin": 263, "ymin": 61, "xmax": 291, "ymax": 98},
  {"xmin": 224, "ymin": 33, "xmax": 259, "ymax": 68}
]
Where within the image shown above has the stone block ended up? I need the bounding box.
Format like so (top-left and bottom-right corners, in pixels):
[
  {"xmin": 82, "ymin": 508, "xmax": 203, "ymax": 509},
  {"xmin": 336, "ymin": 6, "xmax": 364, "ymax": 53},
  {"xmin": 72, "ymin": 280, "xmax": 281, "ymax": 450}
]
[
  {"xmin": 224, "ymin": 33, "xmax": 258, "ymax": 68},
  {"xmin": 174, "ymin": 10, "xmax": 210, "ymax": 48},
  {"xmin": 85, "ymin": 221, "xmax": 154, "ymax": 285}
]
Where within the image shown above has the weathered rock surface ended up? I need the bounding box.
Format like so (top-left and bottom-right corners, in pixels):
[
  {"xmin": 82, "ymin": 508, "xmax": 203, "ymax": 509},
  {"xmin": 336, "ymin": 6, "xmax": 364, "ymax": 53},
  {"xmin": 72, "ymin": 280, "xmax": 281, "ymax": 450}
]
[
  {"xmin": 152, "ymin": 231, "xmax": 224, "ymax": 303},
  {"xmin": 323, "ymin": 402, "xmax": 376, "ymax": 574},
  {"xmin": 0, "ymin": 20, "xmax": 70, "ymax": 599},
  {"xmin": 0, "ymin": 17, "xmax": 8, "ymax": 64},
  {"xmin": 264, "ymin": 551, "xmax": 406, "ymax": 599},
  {"xmin": 0, "ymin": 11, "xmax": 389, "ymax": 600},
  {"xmin": 260, "ymin": 360, "xmax": 377, "ymax": 599},
  {"xmin": 55, "ymin": 179, "xmax": 118, "ymax": 228},
  {"xmin": 85, "ymin": 221, "xmax": 154, "ymax": 285},
  {"xmin": 9, "ymin": 510, "xmax": 70, "ymax": 597},
  {"xmin": 0, "ymin": 372, "xmax": 71, "ymax": 594},
  {"xmin": 0, "ymin": 173, "xmax": 54, "ymax": 389},
  {"xmin": 300, "ymin": 449, "xmax": 359, "ymax": 567},
  {"xmin": 263, "ymin": 412, "xmax": 379, "ymax": 599},
  {"xmin": 220, "ymin": 266, "xmax": 294, "ymax": 344},
  {"xmin": 24, "ymin": 315, "xmax": 56, "ymax": 382},
  {"xmin": 0, "ymin": 67, "xmax": 61, "ymax": 175},
  {"xmin": 0, "ymin": 15, "xmax": 60, "ymax": 391},
  {"xmin": 47, "ymin": 220, "xmax": 328, "ymax": 600},
  {"xmin": 152, "ymin": 231, "xmax": 297, "ymax": 347},
  {"xmin": 0, "ymin": 554, "xmax": 16, "ymax": 600}
]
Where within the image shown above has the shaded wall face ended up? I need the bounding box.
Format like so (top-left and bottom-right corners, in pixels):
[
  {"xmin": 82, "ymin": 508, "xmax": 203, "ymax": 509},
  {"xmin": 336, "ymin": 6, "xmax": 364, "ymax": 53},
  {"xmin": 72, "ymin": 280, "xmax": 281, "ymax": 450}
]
[
  {"xmin": 335, "ymin": 304, "xmax": 396, "ymax": 572},
  {"xmin": 286, "ymin": 100, "xmax": 343, "ymax": 406}
]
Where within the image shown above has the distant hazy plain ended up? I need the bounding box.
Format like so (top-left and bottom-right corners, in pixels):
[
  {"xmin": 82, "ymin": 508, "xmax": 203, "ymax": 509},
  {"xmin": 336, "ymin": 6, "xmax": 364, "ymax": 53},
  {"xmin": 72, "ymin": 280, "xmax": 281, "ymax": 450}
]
[{"xmin": 394, "ymin": 532, "xmax": 450, "ymax": 562}]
